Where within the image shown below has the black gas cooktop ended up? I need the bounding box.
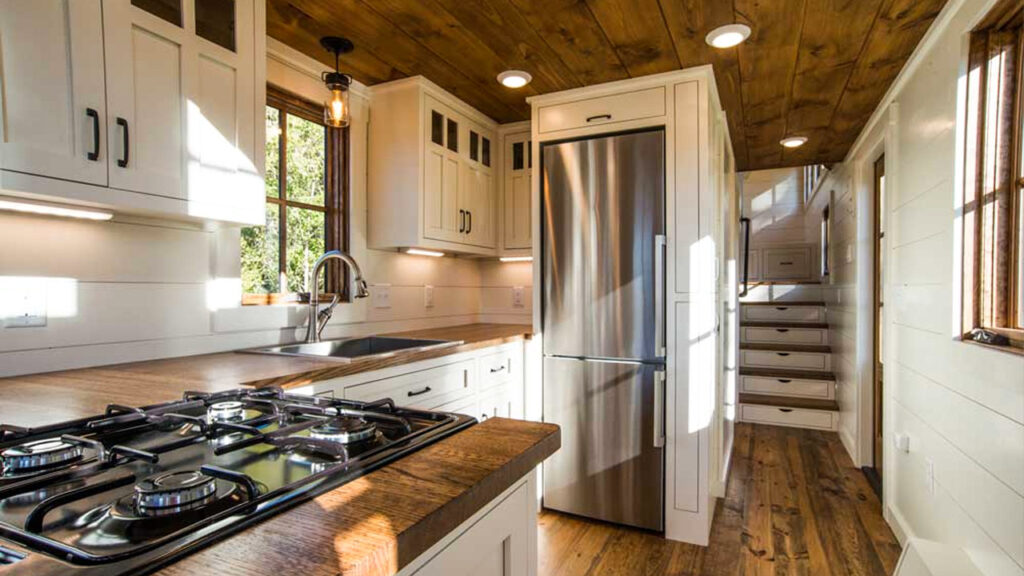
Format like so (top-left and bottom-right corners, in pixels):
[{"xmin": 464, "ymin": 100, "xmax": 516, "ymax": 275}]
[{"xmin": 0, "ymin": 387, "xmax": 476, "ymax": 575}]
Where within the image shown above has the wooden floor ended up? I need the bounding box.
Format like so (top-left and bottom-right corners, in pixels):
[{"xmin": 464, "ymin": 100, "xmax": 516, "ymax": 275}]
[{"xmin": 538, "ymin": 423, "xmax": 902, "ymax": 576}]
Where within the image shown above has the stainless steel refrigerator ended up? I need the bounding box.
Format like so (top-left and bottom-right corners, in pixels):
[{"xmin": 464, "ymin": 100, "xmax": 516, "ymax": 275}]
[{"xmin": 541, "ymin": 129, "xmax": 666, "ymax": 531}]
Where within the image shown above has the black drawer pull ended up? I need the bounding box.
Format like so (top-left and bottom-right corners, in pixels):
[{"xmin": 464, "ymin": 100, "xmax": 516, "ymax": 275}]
[
  {"xmin": 779, "ymin": 408, "xmax": 794, "ymax": 413},
  {"xmin": 775, "ymin": 307, "xmax": 789, "ymax": 311},
  {"xmin": 776, "ymin": 328, "xmax": 790, "ymax": 333},
  {"xmin": 86, "ymin": 108, "xmax": 100, "ymax": 161},
  {"xmin": 776, "ymin": 352, "xmax": 791, "ymax": 357},
  {"xmin": 778, "ymin": 379, "xmax": 792, "ymax": 383},
  {"xmin": 490, "ymin": 365, "xmax": 506, "ymax": 373},
  {"xmin": 116, "ymin": 117, "xmax": 129, "ymax": 168},
  {"xmin": 586, "ymin": 114, "xmax": 612, "ymax": 123},
  {"xmin": 407, "ymin": 386, "xmax": 432, "ymax": 397},
  {"xmin": 780, "ymin": 261, "xmax": 794, "ymax": 265}
]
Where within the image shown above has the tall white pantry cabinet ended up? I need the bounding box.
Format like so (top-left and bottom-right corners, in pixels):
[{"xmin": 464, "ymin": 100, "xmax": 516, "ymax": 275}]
[
  {"xmin": 0, "ymin": 0, "xmax": 266, "ymax": 225},
  {"xmin": 528, "ymin": 67, "xmax": 736, "ymax": 545}
]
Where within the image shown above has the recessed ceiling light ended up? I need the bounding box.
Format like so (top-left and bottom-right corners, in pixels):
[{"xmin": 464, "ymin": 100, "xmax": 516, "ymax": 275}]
[
  {"xmin": 0, "ymin": 198, "xmax": 113, "ymax": 221},
  {"xmin": 705, "ymin": 24, "xmax": 751, "ymax": 49},
  {"xmin": 780, "ymin": 136, "xmax": 808, "ymax": 148},
  {"xmin": 406, "ymin": 248, "xmax": 445, "ymax": 257},
  {"xmin": 497, "ymin": 70, "xmax": 532, "ymax": 89}
]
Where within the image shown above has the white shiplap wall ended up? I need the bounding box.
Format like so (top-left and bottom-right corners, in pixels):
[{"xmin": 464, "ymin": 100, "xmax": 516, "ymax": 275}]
[
  {"xmin": 0, "ymin": 40, "xmax": 529, "ymax": 378},
  {"xmin": 816, "ymin": 0, "xmax": 1024, "ymax": 572}
]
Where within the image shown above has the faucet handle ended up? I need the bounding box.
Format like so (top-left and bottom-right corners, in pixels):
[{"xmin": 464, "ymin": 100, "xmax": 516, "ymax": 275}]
[{"xmin": 355, "ymin": 279, "xmax": 370, "ymax": 299}]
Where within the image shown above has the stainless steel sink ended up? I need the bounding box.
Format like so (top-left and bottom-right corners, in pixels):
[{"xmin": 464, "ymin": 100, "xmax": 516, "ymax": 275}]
[{"xmin": 243, "ymin": 336, "xmax": 463, "ymax": 363}]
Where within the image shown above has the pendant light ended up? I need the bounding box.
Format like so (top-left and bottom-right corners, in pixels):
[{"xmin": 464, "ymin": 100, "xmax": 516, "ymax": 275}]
[{"xmin": 320, "ymin": 36, "xmax": 354, "ymax": 128}]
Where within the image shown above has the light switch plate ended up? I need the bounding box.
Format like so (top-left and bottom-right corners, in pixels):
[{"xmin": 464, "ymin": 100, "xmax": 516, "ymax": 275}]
[
  {"xmin": 512, "ymin": 286, "xmax": 525, "ymax": 308},
  {"xmin": 424, "ymin": 285, "xmax": 434, "ymax": 308},
  {"xmin": 845, "ymin": 244, "xmax": 854, "ymax": 263},
  {"xmin": 924, "ymin": 458, "xmax": 935, "ymax": 496},
  {"xmin": 372, "ymin": 284, "xmax": 391, "ymax": 309}
]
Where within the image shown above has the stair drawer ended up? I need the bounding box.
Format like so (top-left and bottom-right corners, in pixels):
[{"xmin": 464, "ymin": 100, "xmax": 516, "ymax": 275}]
[
  {"xmin": 344, "ymin": 359, "xmax": 475, "ymax": 410},
  {"xmin": 740, "ymin": 404, "xmax": 838, "ymax": 430},
  {"xmin": 741, "ymin": 349, "xmax": 831, "ymax": 371},
  {"xmin": 740, "ymin": 375, "xmax": 833, "ymax": 399},
  {"xmin": 537, "ymin": 86, "xmax": 666, "ymax": 134},
  {"xmin": 742, "ymin": 306, "xmax": 825, "ymax": 323},
  {"xmin": 742, "ymin": 326, "xmax": 827, "ymax": 345}
]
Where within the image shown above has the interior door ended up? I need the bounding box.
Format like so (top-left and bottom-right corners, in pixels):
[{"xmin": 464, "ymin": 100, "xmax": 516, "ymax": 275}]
[
  {"xmin": 542, "ymin": 357, "xmax": 664, "ymax": 531},
  {"xmin": 103, "ymin": 0, "xmax": 189, "ymax": 199},
  {"xmin": 0, "ymin": 0, "xmax": 108, "ymax": 185}
]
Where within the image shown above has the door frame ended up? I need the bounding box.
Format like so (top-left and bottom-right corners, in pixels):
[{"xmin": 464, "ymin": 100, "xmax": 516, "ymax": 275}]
[{"xmin": 866, "ymin": 153, "xmax": 886, "ymax": 494}]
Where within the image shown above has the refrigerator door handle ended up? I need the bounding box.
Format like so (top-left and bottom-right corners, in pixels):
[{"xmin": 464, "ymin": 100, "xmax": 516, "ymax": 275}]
[
  {"xmin": 653, "ymin": 369, "xmax": 666, "ymax": 448},
  {"xmin": 655, "ymin": 234, "xmax": 667, "ymax": 358}
]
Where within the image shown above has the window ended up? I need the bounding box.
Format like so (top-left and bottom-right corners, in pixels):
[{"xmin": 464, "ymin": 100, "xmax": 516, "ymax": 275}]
[
  {"xmin": 821, "ymin": 205, "xmax": 831, "ymax": 277},
  {"xmin": 961, "ymin": 0, "xmax": 1023, "ymax": 349},
  {"xmin": 241, "ymin": 86, "xmax": 348, "ymax": 305}
]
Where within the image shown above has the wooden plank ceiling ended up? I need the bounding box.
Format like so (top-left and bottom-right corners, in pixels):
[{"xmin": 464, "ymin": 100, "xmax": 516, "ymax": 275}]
[{"xmin": 267, "ymin": 0, "xmax": 948, "ymax": 171}]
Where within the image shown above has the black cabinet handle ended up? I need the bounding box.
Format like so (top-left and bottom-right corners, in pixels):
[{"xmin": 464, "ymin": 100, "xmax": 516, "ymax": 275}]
[
  {"xmin": 466, "ymin": 211, "xmax": 472, "ymax": 234},
  {"xmin": 776, "ymin": 352, "xmax": 791, "ymax": 357},
  {"xmin": 778, "ymin": 379, "xmax": 792, "ymax": 383},
  {"xmin": 775, "ymin": 307, "xmax": 789, "ymax": 311},
  {"xmin": 776, "ymin": 328, "xmax": 790, "ymax": 333},
  {"xmin": 459, "ymin": 209, "xmax": 465, "ymax": 233},
  {"xmin": 86, "ymin": 108, "xmax": 100, "ymax": 161},
  {"xmin": 407, "ymin": 386, "xmax": 432, "ymax": 397},
  {"xmin": 116, "ymin": 117, "xmax": 129, "ymax": 168},
  {"xmin": 586, "ymin": 114, "xmax": 612, "ymax": 123},
  {"xmin": 490, "ymin": 365, "xmax": 506, "ymax": 373},
  {"xmin": 779, "ymin": 408, "xmax": 794, "ymax": 413},
  {"xmin": 780, "ymin": 261, "xmax": 794, "ymax": 265}
]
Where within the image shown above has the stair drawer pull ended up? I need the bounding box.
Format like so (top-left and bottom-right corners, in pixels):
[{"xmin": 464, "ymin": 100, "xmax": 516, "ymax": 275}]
[
  {"xmin": 489, "ymin": 365, "xmax": 506, "ymax": 373},
  {"xmin": 775, "ymin": 307, "xmax": 789, "ymax": 311},
  {"xmin": 775, "ymin": 328, "xmax": 790, "ymax": 333},
  {"xmin": 407, "ymin": 386, "xmax": 432, "ymax": 397},
  {"xmin": 776, "ymin": 352, "xmax": 791, "ymax": 357},
  {"xmin": 586, "ymin": 114, "xmax": 612, "ymax": 123},
  {"xmin": 777, "ymin": 379, "xmax": 792, "ymax": 383},
  {"xmin": 779, "ymin": 408, "xmax": 794, "ymax": 413},
  {"xmin": 780, "ymin": 261, "xmax": 794, "ymax": 265}
]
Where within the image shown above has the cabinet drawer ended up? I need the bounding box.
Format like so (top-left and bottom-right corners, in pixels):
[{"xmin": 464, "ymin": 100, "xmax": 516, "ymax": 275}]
[
  {"xmin": 742, "ymin": 306, "xmax": 825, "ymax": 323},
  {"xmin": 433, "ymin": 395, "xmax": 478, "ymax": 418},
  {"xmin": 740, "ymin": 375, "xmax": 833, "ymax": 399},
  {"xmin": 763, "ymin": 247, "xmax": 811, "ymax": 280},
  {"xmin": 740, "ymin": 349, "xmax": 831, "ymax": 371},
  {"xmin": 741, "ymin": 326, "xmax": 827, "ymax": 345},
  {"xmin": 740, "ymin": 404, "xmax": 837, "ymax": 431},
  {"xmin": 344, "ymin": 359, "xmax": 475, "ymax": 410},
  {"xmin": 478, "ymin": 347, "xmax": 517, "ymax": 391},
  {"xmin": 537, "ymin": 87, "xmax": 666, "ymax": 134}
]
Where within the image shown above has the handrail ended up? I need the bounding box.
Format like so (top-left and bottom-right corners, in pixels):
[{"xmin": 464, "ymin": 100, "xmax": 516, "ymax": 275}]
[{"xmin": 740, "ymin": 217, "xmax": 751, "ymax": 297}]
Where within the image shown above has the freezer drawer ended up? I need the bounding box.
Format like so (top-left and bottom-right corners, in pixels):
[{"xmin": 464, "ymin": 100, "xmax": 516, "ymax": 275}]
[{"xmin": 542, "ymin": 357, "xmax": 664, "ymax": 530}]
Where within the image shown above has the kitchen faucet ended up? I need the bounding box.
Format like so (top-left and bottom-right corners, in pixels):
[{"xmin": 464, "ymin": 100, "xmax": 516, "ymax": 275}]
[{"xmin": 304, "ymin": 250, "xmax": 370, "ymax": 343}]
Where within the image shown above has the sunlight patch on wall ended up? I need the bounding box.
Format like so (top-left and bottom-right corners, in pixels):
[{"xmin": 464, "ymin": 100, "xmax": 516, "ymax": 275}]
[{"xmin": 0, "ymin": 276, "xmax": 79, "ymax": 322}]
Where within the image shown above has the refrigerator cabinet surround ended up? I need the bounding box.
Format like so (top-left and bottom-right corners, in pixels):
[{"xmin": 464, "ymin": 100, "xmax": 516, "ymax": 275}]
[
  {"xmin": 542, "ymin": 357, "xmax": 665, "ymax": 530},
  {"xmin": 540, "ymin": 128, "xmax": 667, "ymax": 531}
]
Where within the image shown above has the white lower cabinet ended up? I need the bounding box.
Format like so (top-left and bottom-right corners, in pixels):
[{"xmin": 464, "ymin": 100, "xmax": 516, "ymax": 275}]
[
  {"xmin": 343, "ymin": 359, "xmax": 476, "ymax": 410},
  {"xmin": 399, "ymin": 473, "xmax": 536, "ymax": 576}
]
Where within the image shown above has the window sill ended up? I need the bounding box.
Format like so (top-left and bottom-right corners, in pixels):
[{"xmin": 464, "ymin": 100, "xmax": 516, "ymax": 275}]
[
  {"xmin": 958, "ymin": 334, "xmax": 1024, "ymax": 357},
  {"xmin": 214, "ymin": 298, "xmax": 367, "ymax": 333},
  {"xmin": 242, "ymin": 293, "xmax": 346, "ymax": 306}
]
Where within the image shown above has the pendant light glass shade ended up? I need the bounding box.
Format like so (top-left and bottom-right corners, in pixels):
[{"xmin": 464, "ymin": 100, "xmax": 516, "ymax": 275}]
[
  {"xmin": 324, "ymin": 80, "xmax": 350, "ymax": 128},
  {"xmin": 320, "ymin": 36, "xmax": 354, "ymax": 128}
]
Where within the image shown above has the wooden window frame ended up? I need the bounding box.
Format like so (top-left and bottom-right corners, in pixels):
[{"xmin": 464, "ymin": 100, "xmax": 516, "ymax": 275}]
[
  {"xmin": 961, "ymin": 0, "xmax": 1024, "ymax": 350},
  {"xmin": 243, "ymin": 85, "xmax": 350, "ymax": 306}
]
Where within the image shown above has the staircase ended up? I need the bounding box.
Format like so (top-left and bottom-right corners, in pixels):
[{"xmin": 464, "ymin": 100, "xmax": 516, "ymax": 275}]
[{"xmin": 737, "ymin": 285, "xmax": 840, "ymax": 431}]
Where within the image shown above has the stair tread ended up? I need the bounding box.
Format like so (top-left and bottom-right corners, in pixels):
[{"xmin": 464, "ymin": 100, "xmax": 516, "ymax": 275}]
[
  {"xmin": 741, "ymin": 301, "xmax": 826, "ymax": 306},
  {"xmin": 740, "ymin": 367, "xmax": 836, "ymax": 381},
  {"xmin": 741, "ymin": 321, "xmax": 829, "ymax": 329},
  {"xmin": 741, "ymin": 343, "xmax": 832, "ymax": 353},
  {"xmin": 739, "ymin": 393, "xmax": 839, "ymax": 411}
]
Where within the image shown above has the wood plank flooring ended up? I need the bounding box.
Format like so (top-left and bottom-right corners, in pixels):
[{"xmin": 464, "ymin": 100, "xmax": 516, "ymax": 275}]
[{"xmin": 538, "ymin": 423, "xmax": 902, "ymax": 576}]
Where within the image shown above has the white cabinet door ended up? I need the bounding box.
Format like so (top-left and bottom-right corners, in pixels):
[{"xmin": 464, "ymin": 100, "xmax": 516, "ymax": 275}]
[
  {"xmin": 103, "ymin": 0, "xmax": 188, "ymax": 199},
  {"xmin": 502, "ymin": 132, "xmax": 532, "ymax": 250},
  {"xmin": 423, "ymin": 99, "xmax": 462, "ymax": 243},
  {"xmin": 462, "ymin": 162, "xmax": 495, "ymax": 248},
  {"xmin": 411, "ymin": 480, "xmax": 531, "ymax": 576},
  {"xmin": 0, "ymin": 0, "xmax": 108, "ymax": 185}
]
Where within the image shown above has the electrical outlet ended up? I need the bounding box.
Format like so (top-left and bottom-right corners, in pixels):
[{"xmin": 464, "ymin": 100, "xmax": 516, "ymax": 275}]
[
  {"xmin": 893, "ymin": 433, "xmax": 910, "ymax": 453},
  {"xmin": 512, "ymin": 286, "xmax": 525, "ymax": 308},
  {"xmin": 371, "ymin": 284, "xmax": 391, "ymax": 309},
  {"xmin": 845, "ymin": 244, "xmax": 854, "ymax": 264},
  {"xmin": 424, "ymin": 285, "xmax": 434, "ymax": 308},
  {"xmin": 924, "ymin": 458, "xmax": 935, "ymax": 496},
  {"xmin": 1, "ymin": 279, "xmax": 47, "ymax": 328}
]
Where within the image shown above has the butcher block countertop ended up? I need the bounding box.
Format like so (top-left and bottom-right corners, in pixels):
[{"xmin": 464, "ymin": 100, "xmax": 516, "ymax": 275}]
[
  {"xmin": 154, "ymin": 417, "xmax": 560, "ymax": 576},
  {"xmin": 0, "ymin": 323, "xmax": 531, "ymax": 428}
]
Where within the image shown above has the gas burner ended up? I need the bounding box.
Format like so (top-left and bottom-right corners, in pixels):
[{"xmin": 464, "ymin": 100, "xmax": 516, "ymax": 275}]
[
  {"xmin": 309, "ymin": 417, "xmax": 377, "ymax": 444},
  {"xmin": 1, "ymin": 438, "xmax": 84, "ymax": 475},
  {"xmin": 207, "ymin": 401, "xmax": 245, "ymax": 423},
  {"xmin": 134, "ymin": 471, "xmax": 217, "ymax": 514}
]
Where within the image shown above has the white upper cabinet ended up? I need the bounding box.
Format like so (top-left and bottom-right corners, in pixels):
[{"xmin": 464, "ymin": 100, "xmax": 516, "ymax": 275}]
[
  {"xmin": 500, "ymin": 128, "xmax": 532, "ymax": 254},
  {"xmin": 0, "ymin": 0, "xmax": 264, "ymax": 226},
  {"xmin": 369, "ymin": 77, "xmax": 497, "ymax": 256},
  {"xmin": 0, "ymin": 0, "xmax": 108, "ymax": 186}
]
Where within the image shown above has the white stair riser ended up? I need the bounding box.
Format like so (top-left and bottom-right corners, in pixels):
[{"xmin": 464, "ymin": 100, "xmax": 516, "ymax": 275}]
[
  {"xmin": 740, "ymin": 375, "xmax": 834, "ymax": 400},
  {"xmin": 741, "ymin": 326, "xmax": 827, "ymax": 346},
  {"xmin": 739, "ymin": 404, "xmax": 839, "ymax": 431},
  {"xmin": 741, "ymin": 306, "xmax": 826, "ymax": 323},
  {"xmin": 741, "ymin": 349, "xmax": 831, "ymax": 371}
]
